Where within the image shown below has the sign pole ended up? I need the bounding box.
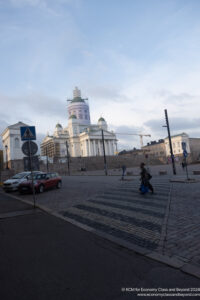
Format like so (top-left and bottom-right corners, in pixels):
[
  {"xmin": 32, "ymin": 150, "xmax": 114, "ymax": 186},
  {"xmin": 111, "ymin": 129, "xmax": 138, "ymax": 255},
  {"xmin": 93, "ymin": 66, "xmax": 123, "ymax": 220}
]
[
  {"xmin": 28, "ymin": 139, "xmax": 36, "ymax": 208},
  {"xmin": 20, "ymin": 126, "xmax": 37, "ymax": 208},
  {"xmin": 164, "ymin": 109, "xmax": 176, "ymax": 175},
  {"xmin": 66, "ymin": 141, "xmax": 70, "ymax": 176},
  {"xmin": 185, "ymin": 158, "xmax": 189, "ymax": 180},
  {"xmin": 101, "ymin": 129, "xmax": 108, "ymax": 176}
]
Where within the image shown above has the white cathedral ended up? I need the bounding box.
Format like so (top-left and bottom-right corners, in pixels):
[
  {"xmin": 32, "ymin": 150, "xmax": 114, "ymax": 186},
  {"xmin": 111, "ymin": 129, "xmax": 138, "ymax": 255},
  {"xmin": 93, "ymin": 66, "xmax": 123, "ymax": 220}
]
[{"xmin": 41, "ymin": 87, "xmax": 117, "ymax": 157}]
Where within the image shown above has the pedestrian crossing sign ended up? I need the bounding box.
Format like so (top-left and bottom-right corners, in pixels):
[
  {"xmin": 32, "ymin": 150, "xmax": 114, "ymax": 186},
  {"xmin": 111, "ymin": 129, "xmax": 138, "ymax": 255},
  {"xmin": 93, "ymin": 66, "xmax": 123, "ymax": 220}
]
[{"xmin": 20, "ymin": 126, "xmax": 36, "ymax": 141}]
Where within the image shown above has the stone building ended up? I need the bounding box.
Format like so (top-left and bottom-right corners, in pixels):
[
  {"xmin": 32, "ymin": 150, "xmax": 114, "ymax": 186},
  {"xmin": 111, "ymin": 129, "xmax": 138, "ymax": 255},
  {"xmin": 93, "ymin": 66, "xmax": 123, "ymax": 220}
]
[
  {"xmin": 41, "ymin": 87, "xmax": 117, "ymax": 158},
  {"xmin": 142, "ymin": 133, "xmax": 200, "ymax": 162},
  {"xmin": 164, "ymin": 133, "xmax": 190, "ymax": 157},
  {"xmin": 1, "ymin": 121, "xmax": 30, "ymax": 167},
  {"xmin": 142, "ymin": 139, "xmax": 166, "ymax": 158},
  {"xmin": 165, "ymin": 133, "xmax": 200, "ymax": 161}
]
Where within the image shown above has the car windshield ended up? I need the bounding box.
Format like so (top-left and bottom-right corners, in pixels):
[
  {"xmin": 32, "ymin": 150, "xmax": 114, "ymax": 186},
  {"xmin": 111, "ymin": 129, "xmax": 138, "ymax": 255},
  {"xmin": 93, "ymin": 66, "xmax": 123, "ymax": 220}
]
[
  {"xmin": 12, "ymin": 173, "xmax": 29, "ymax": 179},
  {"xmin": 27, "ymin": 174, "xmax": 46, "ymax": 180},
  {"xmin": 35, "ymin": 174, "xmax": 47, "ymax": 180}
]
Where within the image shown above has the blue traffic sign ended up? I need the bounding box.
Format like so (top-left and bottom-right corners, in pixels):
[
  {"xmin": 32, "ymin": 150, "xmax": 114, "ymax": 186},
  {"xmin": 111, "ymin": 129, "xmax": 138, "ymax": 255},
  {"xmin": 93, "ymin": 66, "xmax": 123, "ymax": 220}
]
[
  {"xmin": 182, "ymin": 142, "xmax": 186, "ymax": 150},
  {"xmin": 183, "ymin": 149, "xmax": 188, "ymax": 158},
  {"xmin": 20, "ymin": 126, "xmax": 36, "ymax": 141}
]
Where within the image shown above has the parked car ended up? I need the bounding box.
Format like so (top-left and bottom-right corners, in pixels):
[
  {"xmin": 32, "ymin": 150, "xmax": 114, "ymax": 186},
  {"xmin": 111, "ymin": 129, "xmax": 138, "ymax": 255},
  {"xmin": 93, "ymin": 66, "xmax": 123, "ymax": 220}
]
[
  {"xmin": 18, "ymin": 173, "xmax": 62, "ymax": 194},
  {"xmin": 3, "ymin": 171, "xmax": 42, "ymax": 192}
]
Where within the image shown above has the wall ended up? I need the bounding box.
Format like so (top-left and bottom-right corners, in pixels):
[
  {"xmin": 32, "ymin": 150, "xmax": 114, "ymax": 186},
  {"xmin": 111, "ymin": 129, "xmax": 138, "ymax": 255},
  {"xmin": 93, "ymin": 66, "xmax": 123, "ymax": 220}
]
[
  {"xmin": 142, "ymin": 142, "xmax": 166, "ymax": 157},
  {"xmin": 3, "ymin": 153, "xmax": 165, "ymax": 177},
  {"xmin": 189, "ymin": 138, "xmax": 200, "ymax": 161}
]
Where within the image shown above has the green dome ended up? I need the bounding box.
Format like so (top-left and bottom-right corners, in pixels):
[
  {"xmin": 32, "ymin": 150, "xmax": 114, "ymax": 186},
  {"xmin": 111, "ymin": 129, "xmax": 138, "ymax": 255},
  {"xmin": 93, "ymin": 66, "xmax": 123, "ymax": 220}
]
[
  {"xmin": 69, "ymin": 114, "xmax": 77, "ymax": 119},
  {"xmin": 71, "ymin": 97, "xmax": 85, "ymax": 103},
  {"xmin": 56, "ymin": 123, "xmax": 62, "ymax": 128},
  {"xmin": 98, "ymin": 117, "xmax": 105, "ymax": 122}
]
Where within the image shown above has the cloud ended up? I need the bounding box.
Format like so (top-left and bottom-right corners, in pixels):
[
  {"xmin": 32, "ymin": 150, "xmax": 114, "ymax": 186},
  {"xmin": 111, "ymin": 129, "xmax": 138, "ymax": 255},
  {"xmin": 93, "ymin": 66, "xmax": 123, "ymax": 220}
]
[
  {"xmin": 0, "ymin": 92, "xmax": 66, "ymax": 117},
  {"xmin": 0, "ymin": 92, "xmax": 68, "ymax": 135},
  {"xmin": 86, "ymin": 86, "xmax": 130, "ymax": 104},
  {"xmin": 110, "ymin": 124, "xmax": 150, "ymax": 150},
  {"xmin": 144, "ymin": 117, "xmax": 200, "ymax": 138}
]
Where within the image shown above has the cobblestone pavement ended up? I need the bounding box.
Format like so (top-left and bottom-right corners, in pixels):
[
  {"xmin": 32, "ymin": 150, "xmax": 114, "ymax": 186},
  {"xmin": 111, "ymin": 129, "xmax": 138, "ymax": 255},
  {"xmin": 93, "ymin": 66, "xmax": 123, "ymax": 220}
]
[
  {"xmin": 162, "ymin": 180, "xmax": 200, "ymax": 266},
  {"xmin": 59, "ymin": 177, "xmax": 170, "ymax": 252},
  {"xmin": 56, "ymin": 176, "xmax": 200, "ymax": 277}
]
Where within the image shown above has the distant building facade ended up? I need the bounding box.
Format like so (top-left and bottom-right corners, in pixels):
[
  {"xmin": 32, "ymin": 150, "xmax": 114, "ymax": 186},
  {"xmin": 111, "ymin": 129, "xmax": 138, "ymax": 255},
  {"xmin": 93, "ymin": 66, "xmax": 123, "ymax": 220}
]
[
  {"xmin": 1, "ymin": 121, "xmax": 30, "ymax": 166},
  {"xmin": 165, "ymin": 133, "xmax": 200, "ymax": 161},
  {"xmin": 142, "ymin": 139, "xmax": 166, "ymax": 158},
  {"xmin": 41, "ymin": 87, "xmax": 118, "ymax": 158},
  {"xmin": 142, "ymin": 133, "xmax": 200, "ymax": 161},
  {"xmin": 164, "ymin": 133, "xmax": 190, "ymax": 157}
]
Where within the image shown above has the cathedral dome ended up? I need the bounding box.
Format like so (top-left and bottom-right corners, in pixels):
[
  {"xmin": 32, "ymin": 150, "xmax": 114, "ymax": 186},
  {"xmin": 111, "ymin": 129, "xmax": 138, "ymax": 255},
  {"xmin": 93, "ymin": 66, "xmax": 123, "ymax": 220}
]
[
  {"xmin": 56, "ymin": 123, "xmax": 62, "ymax": 128},
  {"xmin": 69, "ymin": 115, "xmax": 77, "ymax": 119},
  {"xmin": 98, "ymin": 117, "xmax": 106, "ymax": 122},
  {"xmin": 71, "ymin": 97, "xmax": 85, "ymax": 103},
  {"xmin": 98, "ymin": 116, "xmax": 107, "ymax": 130}
]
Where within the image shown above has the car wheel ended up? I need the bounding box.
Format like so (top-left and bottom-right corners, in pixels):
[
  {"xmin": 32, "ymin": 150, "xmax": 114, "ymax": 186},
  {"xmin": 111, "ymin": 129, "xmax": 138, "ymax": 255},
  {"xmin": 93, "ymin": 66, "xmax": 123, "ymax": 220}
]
[
  {"xmin": 56, "ymin": 181, "xmax": 62, "ymax": 189},
  {"xmin": 39, "ymin": 185, "xmax": 44, "ymax": 193}
]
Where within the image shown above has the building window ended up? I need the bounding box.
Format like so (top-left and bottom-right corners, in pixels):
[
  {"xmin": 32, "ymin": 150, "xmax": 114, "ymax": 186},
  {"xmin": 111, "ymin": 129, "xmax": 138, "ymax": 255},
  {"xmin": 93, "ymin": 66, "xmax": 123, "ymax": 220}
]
[
  {"xmin": 15, "ymin": 138, "xmax": 20, "ymax": 148},
  {"xmin": 85, "ymin": 115, "xmax": 88, "ymax": 119},
  {"xmin": 79, "ymin": 114, "xmax": 83, "ymax": 119}
]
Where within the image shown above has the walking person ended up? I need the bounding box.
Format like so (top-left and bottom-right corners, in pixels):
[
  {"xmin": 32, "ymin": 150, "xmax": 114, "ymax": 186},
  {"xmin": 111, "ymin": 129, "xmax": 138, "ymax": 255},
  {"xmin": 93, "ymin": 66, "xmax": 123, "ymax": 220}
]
[
  {"xmin": 140, "ymin": 162, "xmax": 154, "ymax": 194},
  {"xmin": 121, "ymin": 165, "xmax": 126, "ymax": 180}
]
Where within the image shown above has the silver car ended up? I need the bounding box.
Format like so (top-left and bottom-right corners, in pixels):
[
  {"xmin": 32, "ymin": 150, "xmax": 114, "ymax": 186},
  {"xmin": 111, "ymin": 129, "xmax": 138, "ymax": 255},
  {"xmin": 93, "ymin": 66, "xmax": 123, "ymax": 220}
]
[{"xmin": 3, "ymin": 171, "xmax": 42, "ymax": 192}]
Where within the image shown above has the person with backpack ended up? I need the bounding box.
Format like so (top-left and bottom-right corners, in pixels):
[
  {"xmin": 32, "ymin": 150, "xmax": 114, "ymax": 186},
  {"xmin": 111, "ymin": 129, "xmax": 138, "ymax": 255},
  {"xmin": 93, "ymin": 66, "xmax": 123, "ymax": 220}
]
[{"xmin": 140, "ymin": 162, "xmax": 154, "ymax": 194}]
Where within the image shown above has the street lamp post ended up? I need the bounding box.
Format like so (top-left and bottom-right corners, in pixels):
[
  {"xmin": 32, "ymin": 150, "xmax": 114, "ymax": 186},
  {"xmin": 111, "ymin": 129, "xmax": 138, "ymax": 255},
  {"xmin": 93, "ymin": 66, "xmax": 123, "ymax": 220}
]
[
  {"xmin": 5, "ymin": 145, "xmax": 9, "ymax": 169},
  {"xmin": 101, "ymin": 129, "xmax": 108, "ymax": 176},
  {"xmin": 66, "ymin": 141, "xmax": 70, "ymax": 176},
  {"xmin": 164, "ymin": 109, "xmax": 176, "ymax": 175}
]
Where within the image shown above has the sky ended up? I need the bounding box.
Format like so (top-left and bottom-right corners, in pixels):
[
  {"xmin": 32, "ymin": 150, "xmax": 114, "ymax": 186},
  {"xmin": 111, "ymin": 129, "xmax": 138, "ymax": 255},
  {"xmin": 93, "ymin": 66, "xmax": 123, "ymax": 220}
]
[{"xmin": 0, "ymin": 0, "xmax": 200, "ymax": 150}]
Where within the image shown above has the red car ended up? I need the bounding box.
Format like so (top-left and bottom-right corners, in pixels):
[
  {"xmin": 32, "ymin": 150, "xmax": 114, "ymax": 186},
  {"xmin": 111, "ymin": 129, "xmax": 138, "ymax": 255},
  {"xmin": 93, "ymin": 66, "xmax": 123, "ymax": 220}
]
[{"xmin": 19, "ymin": 173, "xmax": 62, "ymax": 194}]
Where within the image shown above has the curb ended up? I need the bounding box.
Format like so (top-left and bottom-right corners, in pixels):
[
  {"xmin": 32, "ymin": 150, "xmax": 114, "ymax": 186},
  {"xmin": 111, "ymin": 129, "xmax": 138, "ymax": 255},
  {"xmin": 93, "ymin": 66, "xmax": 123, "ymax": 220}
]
[{"xmin": 1, "ymin": 190, "xmax": 200, "ymax": 280}]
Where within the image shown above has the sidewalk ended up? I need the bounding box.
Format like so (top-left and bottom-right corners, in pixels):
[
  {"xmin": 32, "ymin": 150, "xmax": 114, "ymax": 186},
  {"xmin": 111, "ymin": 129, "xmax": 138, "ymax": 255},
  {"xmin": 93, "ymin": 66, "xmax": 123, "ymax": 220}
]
[{"xmin": 0, "ymin": 192, "xmax": 200, "ymax": 300}]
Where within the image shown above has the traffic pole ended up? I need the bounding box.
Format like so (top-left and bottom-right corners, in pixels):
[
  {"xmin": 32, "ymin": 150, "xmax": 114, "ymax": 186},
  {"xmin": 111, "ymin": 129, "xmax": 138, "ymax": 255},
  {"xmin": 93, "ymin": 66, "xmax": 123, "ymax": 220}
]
[
  {"xmin": 66, "ymin": 141, "xmax": 70, "ymax": 176},
  {"xmin": 101, "ymin": 129, "xmax": 108, "ymax": 176},
  {"xmin": 164, "ymin": 109, "xmax": 176, "ymax": 175},
  {"xmin": 185, "ymin": 158, "xmax": 189, "ymax": 180},
  {"xmin": 28, "ymin": 140, "xmax": 36, "ymax": 208}
]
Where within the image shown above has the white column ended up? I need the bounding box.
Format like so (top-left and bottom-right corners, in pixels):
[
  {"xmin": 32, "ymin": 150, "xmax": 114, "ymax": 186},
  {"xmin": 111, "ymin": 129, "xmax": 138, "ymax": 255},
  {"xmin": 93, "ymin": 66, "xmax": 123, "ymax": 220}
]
[
  {"xmin": 105, "ymin": 140, "xmax": 109, "ymax": 155},
  {"xmin": 86, "ymin": 140, "xmax": 89, "ymax": 156},
  {"xmin": 106, "ymin": 140, "xmax": 109, "ymax": 156},
  {"xmin": 110, "ymin": 141, "xmax": 113, "ymax": 155},
  {"xmin": 88, "ymin": 139, "xmax": 91, "ymax": 156},
  {"xmin": 98, "ymin": 140, "xmax": 101, "ymax": 156},
  {"xmin": 93, "ymin": 140, "xmax": 96, "ymax": 156},
  {"xmin": 90, "ymin": 139, "xmax": 94, "ymax": 156},
  {"xmin": 109, "ymin": 141, "xmax": 112, "ymax": 155}
]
